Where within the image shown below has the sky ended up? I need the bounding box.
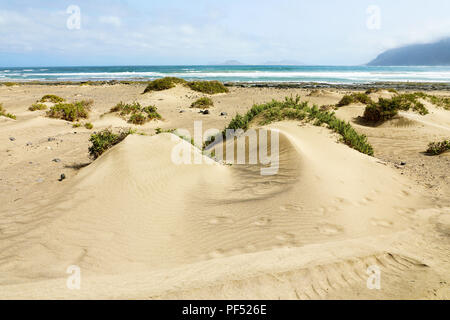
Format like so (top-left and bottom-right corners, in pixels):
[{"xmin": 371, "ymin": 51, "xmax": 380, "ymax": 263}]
[{"xmin": 0, "ymin": 0, "xmax": 449, "ymax": 67}]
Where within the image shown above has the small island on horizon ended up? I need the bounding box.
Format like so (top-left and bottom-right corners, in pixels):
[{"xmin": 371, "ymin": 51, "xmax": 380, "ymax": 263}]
[{"xmin": 211, "ymin": 39, "xmax": 450, "ymax": 67}]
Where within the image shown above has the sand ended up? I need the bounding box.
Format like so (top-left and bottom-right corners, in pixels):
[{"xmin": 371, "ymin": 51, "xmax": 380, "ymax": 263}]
[{"xmin": 0, "ymin": 83, "xmax": 449, "ymax": 299}]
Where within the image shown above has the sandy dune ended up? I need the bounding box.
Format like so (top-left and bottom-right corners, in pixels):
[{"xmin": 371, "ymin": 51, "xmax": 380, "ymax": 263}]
[{"xmin": 0, "ymin": 84, "xmax": 449, "ymax": 299}]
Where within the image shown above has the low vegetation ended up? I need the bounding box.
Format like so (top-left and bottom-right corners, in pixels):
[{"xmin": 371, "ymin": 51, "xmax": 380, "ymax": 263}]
[
  {"xmin": 337, "ymin": 93, "xmax": 373, "ymax": 107},
  {"xmin": 143, "ymin": 77, "xmax": 186, "ymax": 93},
  {"xmin": 47, "ymin": 100, "xmax": 93, "ymax": 122},
  {"xmin": 39, "ymin": 94, "xmax": 65, "ymax": 103},
  {"xmin": 191, "ymin": 97, "xmax": 214, "ymax": 108},
  {"xmin": 0, "ymin": 103, "xmax": 16, "ymax": 119},
  {"xmin": 426, "ymin": 140, "xmax": 450, "ymax": 155},
  {"xmin": 412, "ymin": 92, "xmax": 450, "ymax": 110},
  {"xmin": 365, "ymin": 88, "xmax": 398, "ymax": 94},
  {"xmin": 2, "ymin": 82, "xmax": 19, "ymax": 87},
  {"xmin": 111, "ymin": 101, "xmax": 141, "ymax": 115},
  {"xmin": 128, "ymin": 113, "xmax": 148, "ymax": 125},
  {"xmin": 210, "ymin": 96, "xmax": 374, "ymax": 156},
  {"xmin": 427, "ymin": 95, "xmax": 450, "ymax": 110},
  {"xmin": 88, "ymin": 129, "xmax": 135, "ymax": 159},
  {"xmin": 307, "ymin": 89, "xmax": 321, "ymax": 96},
  {"xmin": 155, "ymin": 128, "xmax": 175, "ymax": 135},
  {"xmin": 29, "ymin": 103, "xmax": 47, "ymax": 111},
  {"xmin": 142, "ymin": 78, "xmax": 229, "ymax": 95},
  {"xmin": 365, "ymin": 88, "xmax": 379, "ymax": 95},
  {"xmin": 187, "ymin": 80, "xmax": 229, "ymax": 94},
  {"xmin": 110, "ymin": 101, "xmax": 161, "ymax": 124},
  {"xmin": 84, "ymin": 122, "xmax": 94, "ymax": 130},
  {"xmin": 362, "ymin": 94, "xmax": 428, "ymax": 123}
]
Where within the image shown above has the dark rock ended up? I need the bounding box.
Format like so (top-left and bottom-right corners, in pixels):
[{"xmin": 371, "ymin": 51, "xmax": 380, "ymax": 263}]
[
  {"xmin": 52, "ymin": 158, "xmax": 61, "ymax": 163},
  {"xmin": 59, "ymin": 174, "xmax": 66, "ymax": 181},
  {"xmin": 48, "ymin": 137, "xmax": 56, "ymax": 142},
  {"xmin": 202, "ymin": 110, "xmax": 210, "ymax": 115},
  {"xmin": 26, "ymin": 142, "xmax": 33, "ymax": 146},
  {"xmin": 179, "ymin": 110, "xmax": 185, "ymax": 113},
  {"xmin": 220, "ymin": 112, "xmax": 228, "ymax": 116},
  {"xmin": 9, "ymin": 137, "xmax": 15, "ymax": 141},
  {"xmin": 400, "ymin": 162, "xmax": 407, "ymax": 166}
]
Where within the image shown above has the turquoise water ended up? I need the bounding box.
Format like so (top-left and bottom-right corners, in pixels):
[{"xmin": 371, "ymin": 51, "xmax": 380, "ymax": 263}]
[{"xmin": 1, "ymin": 65, "xmax": 450, "ymax": 83}]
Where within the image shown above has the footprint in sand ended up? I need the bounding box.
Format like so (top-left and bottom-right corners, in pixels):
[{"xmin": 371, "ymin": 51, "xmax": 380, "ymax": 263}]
[
  {"xmin": 400, "ymin": 190, "xmax": 411, "ymax": 197},
  {"xmin": 208, "ymin": 216, "xmax": 234, "ymax": 225},
  {"xmin": 208, "ymin": 250, "xmax": 225, "ymax": 259},
  {"xmin": 335, "ymin": 197, "xmax": 351, "ymax": 205},
  {"xmin": 275, "ymin": 232, "xmax": 296, "ymax": 243},
  {"xmin": 357, "ymin": 197, "xmax": 375, "ymax": 206},
  {"xmin": 313, "ymin": 207, "xmax": 327, "ymax": 216},
  {"xmin": 253, "ymin": 217, "xmax": 272, "ymax": 227},
  {"xmin": 279, "ymin": 204, "xmax": 303, "ymax": 212},
  {"xmin": 318, "ymin": 224, "xmax": 342, "ymax": 235},
  {"xmin": 370, "ymin": 219, "xmax": 393, "ymax": 228}
]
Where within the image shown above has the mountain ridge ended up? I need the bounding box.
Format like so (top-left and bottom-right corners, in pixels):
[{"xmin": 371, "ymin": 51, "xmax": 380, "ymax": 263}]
[{"xmin": 368, "ymin": 38, "xmax": 450, "ymax": 66}]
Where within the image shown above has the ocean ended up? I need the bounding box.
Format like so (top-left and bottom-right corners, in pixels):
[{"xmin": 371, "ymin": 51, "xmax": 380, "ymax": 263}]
[{"xmin": 1, "ymin": 65, "xmax": 450, "ymax": 83}]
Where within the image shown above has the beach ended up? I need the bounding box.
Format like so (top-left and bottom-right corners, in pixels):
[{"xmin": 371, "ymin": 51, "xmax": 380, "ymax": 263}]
[{"xmin": 0, "ymin": 82, "xmax": 449, "ymax": 299}]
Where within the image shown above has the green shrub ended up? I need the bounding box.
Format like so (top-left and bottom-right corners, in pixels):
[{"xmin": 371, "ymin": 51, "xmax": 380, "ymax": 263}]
[
  {"xmin": 337, "ymin": 95, "xmax": 354, "ymax": 107},
  {"xmin": 3, "ymin": 82, "xmax": 18, "ymax": 87},
  {"xmin": 155, "ymin": 128, "xmax": 176, "ymax": 135},
  {"xmin": 191, "ymin": 97, "xmax": 214, "ymax": 108},
  {"xmin": 129, "ymin": 113, "xmax": 147, "ymax": 125},
  {"xmin": 143, "ymin": 77, "xmax": 186, "ymax": 93},
  {"xmin": 88, "ymin": 129, "xmax": 134, "ymax": 159},
  {"xmin": 365, "ymin": 88, "xmax": 397, "ymax": 95},
  {"xmin": 84, "ymin": 122, "xmax": 94, "ymax": 130},
  {"xmin": 337, "ymin": 93, "xmax": 372, "ymax": 107},
  {"xmin": 110, "ymin": 101, "xmax": 161, "ymax": 124},
  {"xmin": 426, "ymin": 140, "xmax": 450, "ymax": 155},
  {"xmin": 365, "ymin": 88, "xmax": 379, "ymax": 94},
  {"xmin": 47, "ymin": 100, "xmax": 92, "ymax": 122},
  {"xmin": 141, "ymin": 105, "xmax": 162, "ymax": 120},
  {"xmin": 363, "ymin": 100, "xmax": 399, "ymax": 122},
  {"xmin": 352, "ymin": 93, "xmax": 373, "ymax": 105},
  {"xmin": 72, "ymin": 123, "xmax": 82, "ymax": 128},
  {"xmin": 187, "ymin": 80, "xmax": 229, "ymax": 94},
  {"xmin": 29, "ymin": 103, "xmax": 47, "ymax": 111},
  {"xmin": 0, "ymin": 103, "xmax": 16, "ymax": 119},
  {"xmin": 415, "ymin": 93, "xmax": 450, "ymax": 110},
  {"xmin": 214, "ymin": 96, "xmax": 374, "ymax": 156},
  {"xmin": 392, "ymin": 94, "xmax": 428, "ymax": 115},
  {"xmin": 111, "ymin": 101, "xmax": 142, "ymax": 115},
  {"xmin": 39, "ymin": 94, "xmax": 65, "ymax": 103},
  {"xmin": 362, "ymin": 94, "xmax": 429, "ymax": 123}
]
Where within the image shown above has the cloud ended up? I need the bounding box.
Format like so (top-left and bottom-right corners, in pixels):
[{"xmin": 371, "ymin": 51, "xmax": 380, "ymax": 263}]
[
  {"xmin": 180, "ymin": 25, "xmax": 195, "ymax": 36},
  {"xmin": 1, "ymin": 1, "xmax": 449, "ymax": 66},
  {"xmin": 99, "ymin": 16, "xmax": 121, "ymax": 27}
]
